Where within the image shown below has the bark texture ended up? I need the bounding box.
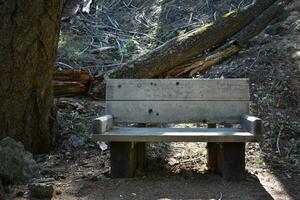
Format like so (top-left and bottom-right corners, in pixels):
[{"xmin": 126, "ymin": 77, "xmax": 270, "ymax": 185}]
[{"xmin": 0, "ymin": 1, "xmax": 63, "ymax": 153}]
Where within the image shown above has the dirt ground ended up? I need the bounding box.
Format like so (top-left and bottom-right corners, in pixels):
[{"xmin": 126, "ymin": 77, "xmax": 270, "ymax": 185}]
[{"xmin": 4, "ymin": 0, "xmax": 300, "ymax": 199}]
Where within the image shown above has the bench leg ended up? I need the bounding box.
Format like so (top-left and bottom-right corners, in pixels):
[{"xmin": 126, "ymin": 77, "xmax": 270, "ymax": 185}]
[
  {"xmin": 206, "ymin": 123, "xmax": 218, "ymax": 172},
  {"xmin": 136, "ymin": 142, "xmax": 146, "ymax": 174},
  {"xmin": 110, "ymin": 142, "xmax": 146, "ymax": 178},
  {"xmin": 218, "ymin": 142, "xmax": 245, "ymax": 181},
  {"xmin": 206, "ymin": 142, "xmax": 219, "ymax": 172},
  {"xmin": 110, "ymin": 142, "xmax": 137, "ymax": 178}
]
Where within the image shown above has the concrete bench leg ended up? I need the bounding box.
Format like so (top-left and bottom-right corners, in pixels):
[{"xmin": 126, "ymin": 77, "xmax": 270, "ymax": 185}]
[
  {"xmin": 110, "ymin": 142, "xmax": 136, "ymax": 178},
  {"xmin": 136, "ymin": 142, "xmax": 146, "ymax": 174},
  {"xmin": 110, "ymin": 142, "xmax": 146, "ymax": 178},
  {"xmin": 218, "ymin": 142, "xmax": 245, "ymax": 181},
  {"xmin": 206, "ymin": 123, "xmax": 218, "ymax": 172},
  {"xmin": 207, "ymin": 142, "xmax": 219, "ymax": 172}
]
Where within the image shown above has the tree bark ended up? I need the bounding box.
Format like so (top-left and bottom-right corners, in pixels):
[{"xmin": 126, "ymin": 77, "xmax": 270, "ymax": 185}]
[{"xmin": 0, "ymin": 1, "xmax": 63, "ymax": 153}]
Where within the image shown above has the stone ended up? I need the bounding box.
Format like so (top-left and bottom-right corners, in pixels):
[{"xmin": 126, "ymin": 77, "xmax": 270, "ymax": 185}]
[
  {"xmin": 29, "ymin": 178, "xmax": 55, "ymax": 199},
  {"xmin": 0, "ymin": 137, "xmax": 39, "ymax": 184}
]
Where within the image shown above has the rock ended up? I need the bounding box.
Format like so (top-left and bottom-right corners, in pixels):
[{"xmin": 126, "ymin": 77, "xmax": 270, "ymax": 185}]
[
  {"xmin": 0, "ymin": 137, "xmax": 39, "ymax": 184},
  {"xmin": 29, "ymin": 178, "xmax": 55, "ymax": 199},
  {"xmin": 97, "ymin": 141, "xmax": 108, "ymax": 151}
]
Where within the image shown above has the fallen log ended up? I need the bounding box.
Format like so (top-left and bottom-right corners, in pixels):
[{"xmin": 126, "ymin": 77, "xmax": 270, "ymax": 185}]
[
  {"xmin": 164, "ymin": 0, "xmax": 287, "ymax": 77},
  {"xmin": 54, "ymin": 68, "xmax": 91, "ymax": 84},
  {"xmin": 91, "ymin": 0, "xmax": 280, "ymax": 98},
  {"xmin": 52, "ymin": 67, "xmax": 106, "ymax": 97},
  {"xmin": 163, "ymin": 44, "xmax": 241, "ymax": 78},
  {"xmin": 106, "ymin": 0, "xmax": 278, "ymax": 79},
  {"xmin": 53, "ymin": 81, "xmax": 87, "ymax": 96}
]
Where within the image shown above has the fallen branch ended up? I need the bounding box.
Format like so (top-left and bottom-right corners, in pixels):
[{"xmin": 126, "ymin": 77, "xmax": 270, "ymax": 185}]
[
  {"xmin": 163, "ymin": 44, "xmax": 241, "ymax": 78},
  {"xmin": 53, "ymin": 81, "xmax": 87, "ymax": 96},
  {"xmin": 54, "ymin": 68, "xmax": 92, "ymax": 84},
  {"xmin": 163, "ymin": 0, "xmax": 286, "ymax": 77}
]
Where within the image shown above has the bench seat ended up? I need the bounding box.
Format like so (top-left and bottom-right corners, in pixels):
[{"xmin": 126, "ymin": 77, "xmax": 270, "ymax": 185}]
[{"xmin": 92, "ymin": 127, "xmax": 262, "ymax": 142}]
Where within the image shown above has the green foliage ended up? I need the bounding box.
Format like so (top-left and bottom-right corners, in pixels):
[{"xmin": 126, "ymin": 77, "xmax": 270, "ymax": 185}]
[
  {"xmin": 59, "ymin": 34, "xmax": 69, "ymax": 48},
  {"xmin": 122, "ymin": 37, "xmax": 139, "ymax": 57},
  {"xmin": 240, "ymin": 47, "xmax": 251, "ymax": 54},
  {"xmin": 46, "ymin": 155, "xmax": 55, "ymax": 167},
  {"xmin": 265, "ymin": 94, "xmax": 276, "ymax": 107},
  {"xmin": 274, "ymin": 80, "xmax": 288, "ymax": 93},
  {"xmin": 161, "ymin": 28, "xmax": 188, "ymax": 42},
  {"xmin": 150, "ymin": 26, "xmax": 163, "ymax": 36},
  {"xmin": 73, "ymin": 122, "xmax": 88, "ymax": 136},
  {"xmin": 254, "ymin": 156, "xmax": 266, "ymax": 166}
]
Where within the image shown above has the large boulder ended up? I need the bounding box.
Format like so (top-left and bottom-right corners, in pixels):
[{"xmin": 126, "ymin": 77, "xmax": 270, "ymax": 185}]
[{"xmin": 0, "ymin": 137, "xmax": 39, "ymax": 184}]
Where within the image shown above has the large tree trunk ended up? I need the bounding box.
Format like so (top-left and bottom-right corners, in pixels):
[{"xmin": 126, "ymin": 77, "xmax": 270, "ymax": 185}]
[{"xmin": 0, "ymin": 1, "xmax": 63, "ymax": 153}]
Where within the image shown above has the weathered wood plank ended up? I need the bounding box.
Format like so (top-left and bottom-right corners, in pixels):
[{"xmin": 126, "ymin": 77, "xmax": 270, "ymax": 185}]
[
  {"xmin": 107, "ymin": 101, "xmax": 248, "ymax": 123},
  {"xmin": 106, "ymin": 79, "xmax": 250, "ymax": 101},
  {"xmin": 92, "ymin": 128, "xmax": 261, "ymax": 142},
  {"xmin": 92, "ymin": 115, "xmax": 113, "ymax": 134},
  {"xmin": 242, "ymin": 114, "xmax": 264, "ymax": 135}
]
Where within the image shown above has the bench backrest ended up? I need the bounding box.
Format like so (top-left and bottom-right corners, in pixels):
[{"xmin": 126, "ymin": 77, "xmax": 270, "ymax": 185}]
[{"xmin": 106, "ymin": 79, "xmax": 249, "ymax": 124}]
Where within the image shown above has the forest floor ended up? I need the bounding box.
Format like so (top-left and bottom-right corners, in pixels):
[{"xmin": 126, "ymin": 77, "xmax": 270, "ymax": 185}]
[{"xmin": 6, "ymin": 0, "xmax": 300, "ymax": 199}]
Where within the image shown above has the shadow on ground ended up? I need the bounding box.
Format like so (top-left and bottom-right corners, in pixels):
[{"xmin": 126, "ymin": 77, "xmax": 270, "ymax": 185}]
[{"xmin": 67, "ymin": 173, "xmax": 273, "ymax": 200}]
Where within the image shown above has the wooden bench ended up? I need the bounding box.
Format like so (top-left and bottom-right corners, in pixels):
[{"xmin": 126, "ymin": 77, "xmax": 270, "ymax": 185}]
[{"xmin": 92, "ymin": 79, "xmax": 263, "ymax": 180}]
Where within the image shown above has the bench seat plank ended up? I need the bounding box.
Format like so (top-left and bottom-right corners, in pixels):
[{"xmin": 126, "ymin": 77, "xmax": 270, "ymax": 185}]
[{"xmin": 92, "ymin": 127, "xmax": 262, "ymax": 142}]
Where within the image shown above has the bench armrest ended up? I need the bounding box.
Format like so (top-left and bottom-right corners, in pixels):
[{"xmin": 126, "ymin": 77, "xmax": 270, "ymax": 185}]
[
  {"xmin": 241, "ymin": 114, "xmax": 264, "ymax": 135},
  {"xmin": 93, "ymin": 115, "xmax": 113, "ymax": 134}
]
